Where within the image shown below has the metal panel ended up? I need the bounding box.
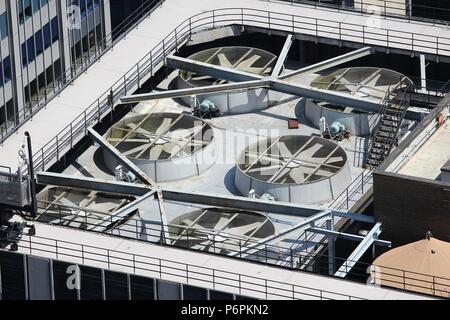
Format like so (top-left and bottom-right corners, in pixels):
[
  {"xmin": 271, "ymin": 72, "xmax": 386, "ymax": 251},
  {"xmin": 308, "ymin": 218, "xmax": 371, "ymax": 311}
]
[
  {"xmin": 27, "ymin": 256, "xmax": 52, "ymax": 300},
  {"xmin": 157, "ymin": 280, "xmax": 180, "ymax": 300}
]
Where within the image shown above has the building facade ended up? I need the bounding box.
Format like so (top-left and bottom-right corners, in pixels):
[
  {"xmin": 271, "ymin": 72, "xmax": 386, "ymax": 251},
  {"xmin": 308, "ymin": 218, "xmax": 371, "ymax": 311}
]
[{"xmin": 0, "ymin": 0, "xmax": 111, "ymax": 140}]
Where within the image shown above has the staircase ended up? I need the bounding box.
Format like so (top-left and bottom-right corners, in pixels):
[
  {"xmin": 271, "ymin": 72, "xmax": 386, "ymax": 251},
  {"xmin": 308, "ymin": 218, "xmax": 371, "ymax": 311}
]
[{"xmin": 366, "ymin": 90, "xmax": 411, "ymax": 168}]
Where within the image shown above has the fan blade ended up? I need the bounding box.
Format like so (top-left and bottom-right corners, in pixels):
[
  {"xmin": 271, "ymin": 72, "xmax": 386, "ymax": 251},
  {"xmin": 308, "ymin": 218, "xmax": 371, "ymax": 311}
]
[
  {"xmin": 168, "ymin": 127, "xmax": 196, "ymax": 140},
  {"xmin": 364, "ymin": 73, "xmax": 382, "ymax": 88},
  {"xmin": 122, "ymin": 143, "xmax": 152, "ymax": 157},
  {"xmin": 226, "ymin": 222, "xmax": 262, "ymax": 236},
  {"xmin": 236, "ymin": 55, "xmax": 261, "ymax": 71},
  {"xmin": 214, "ymin": 216, "xmax": 230, "ymax": 230},
  {"xmin": 156, "ymin": 118, "xmax": 173, "ymax": 135},
  {"xmin": 149, "ymin": 145, "xmax": 164, "ymax": 159},
  {"xmin": 217, "ymin": 53, "xmax": 233, "ymax": 68},
  {"xmin": 339, "ymin": 77, "xmax": 358, "ymax": 93},
  {"xmin": 248, "ymin": 164, "xmax": 282, "ymax": 174},
  {"xmin": 191, "ymin": 75, "xmax": 214, "ymax": 81},
  {"xmin": 326, "ymin": 156, "xmax": 345, "ymax": 165},
  {"xmin": 58, "ymin": 197, "xmax": 77, "ymax": 208},
  {"xmin": 288, "ymin": 168, "xmax": 308, "ymax": 183},
  {"xmin": 277, "ymin": 141, "xmax": 294, "ymax": 158},
  {"xmin": 299, "ymin": 143, "xmax": 323, "ymax": 160}
]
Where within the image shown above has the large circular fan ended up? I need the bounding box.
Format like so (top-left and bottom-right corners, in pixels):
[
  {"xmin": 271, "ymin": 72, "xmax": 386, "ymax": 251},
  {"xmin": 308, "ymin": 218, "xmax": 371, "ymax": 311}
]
[{"xmin": 169, "ymin": 208, "xmax": 276, "ymax": 255}]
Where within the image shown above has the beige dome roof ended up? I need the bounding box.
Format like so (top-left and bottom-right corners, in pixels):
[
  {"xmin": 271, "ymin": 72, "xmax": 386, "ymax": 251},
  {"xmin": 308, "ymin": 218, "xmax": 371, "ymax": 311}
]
[{"xmin": 371, "ymin": 236, "xmax": 450, "ymax": 298}]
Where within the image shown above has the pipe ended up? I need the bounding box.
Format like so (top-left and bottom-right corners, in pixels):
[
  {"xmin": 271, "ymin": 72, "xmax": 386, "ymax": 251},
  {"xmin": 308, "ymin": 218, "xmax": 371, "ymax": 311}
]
[{"xmin": 24, "ymin": 132, "xmax": 37, "ymax": 218}]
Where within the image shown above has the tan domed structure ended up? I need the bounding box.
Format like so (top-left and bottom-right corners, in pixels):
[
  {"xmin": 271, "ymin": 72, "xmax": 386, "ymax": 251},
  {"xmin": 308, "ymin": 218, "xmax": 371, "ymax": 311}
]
[{"xmin": 371, "ymin": 233, "xmax": 450, "ymax": 298}]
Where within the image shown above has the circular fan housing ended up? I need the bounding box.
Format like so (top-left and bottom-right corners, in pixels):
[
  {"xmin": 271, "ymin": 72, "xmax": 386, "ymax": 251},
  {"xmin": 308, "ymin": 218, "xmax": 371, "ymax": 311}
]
[
  {"xmin": 305, "ymin": 67, "xmax": 413, "ymax": 136},
  {"xmin": 235, "ymin": 135, "xmax": 352, "ymax": 204},
  {"xmin": 177, "ymin": 46, "xmax": 286, "ymax": 114},
  {"xmin": 36, "ymin": 187, "xmax": 132, "ymax": 229},
  {"xmin": 103, "ymin": 112, "xmax": 216, "ymax": 182},
  {"xmin": 168, "ymin": 208, "xmax": 276, "ymax": 255}
]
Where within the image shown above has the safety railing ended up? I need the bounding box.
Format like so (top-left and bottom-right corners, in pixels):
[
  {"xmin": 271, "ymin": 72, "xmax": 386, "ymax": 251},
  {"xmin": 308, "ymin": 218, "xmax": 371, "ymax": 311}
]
[
  {"xmin": 274, "ymin": 0, "xmax": 450, "ymax": 25},
  {"xmin": 330, "ymin": 169, "xmax": 373, "ymax": 211},
  {"xmin": 0, "ymin": 0, "xmax": 165, "ymax": 144},
  {"xmin": 13, "ymin": 234, "xmax": 366, "ymax": 300},
  {"xmin": 27, "ymin": 7, "xmax": 450, "ymax": 174},
  {"xmin": 31, "ymin": 200, "xmax": 450, "ymax": 298}
]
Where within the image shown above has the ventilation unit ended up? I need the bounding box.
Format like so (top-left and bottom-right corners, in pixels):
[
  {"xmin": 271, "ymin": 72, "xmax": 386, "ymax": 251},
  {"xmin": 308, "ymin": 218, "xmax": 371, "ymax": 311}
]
[
  {"xmin": 168, "ymin": 208, "xmax": 276, "ymax": 255},
  {"xmin": 177, "ymin": 46, "xmax": 285, "ymax": 114},
  {"xmin": 305, "ymin": 67, "xmax": 413, "ymax": 136},
  {"xmin": 103, "ymin": 112, "xmax": 216, "ymax": 182},
  {"xmin": 36, "ymin": 187, "xmax": 133, "ymax": 229},
  {"xmin": 235, "ymin": 135, "xmax": 352, "ymax": 204}
]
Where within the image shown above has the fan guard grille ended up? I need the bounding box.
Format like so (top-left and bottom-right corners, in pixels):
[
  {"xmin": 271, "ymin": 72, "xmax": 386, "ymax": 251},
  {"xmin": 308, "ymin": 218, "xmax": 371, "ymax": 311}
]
[{"xmin": 238, "ymin": 135, "xmax": 348, "ymax": 185}]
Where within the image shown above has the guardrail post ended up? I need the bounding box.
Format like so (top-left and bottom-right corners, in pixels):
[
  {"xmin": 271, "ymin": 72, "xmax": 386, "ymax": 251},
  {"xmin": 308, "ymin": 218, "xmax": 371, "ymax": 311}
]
[
  {"xmin": 292, "ymin": 15, "xmax": 295, "ymax": 33},
  {"xmin": 189, "ymin": 18, "xmax": 192, "ymax": 40},
  {"xmin": 56, "ymin": 136, "xmax": 59, "ymax": 161},
  {"xmin": 212, "ymin": 269, "xmax": 215, "ymax": 289},
  {"xmin": 361, "ymin": 172, "xmax": 364, "ymax": 194},
  {"xmin": 239, "ymin": 274, "xmax": 242, "ymax": 294},
  {"xmin": 436, "ymin": 37, "xmax": 439, "ymax": 56},
  {"xmin": 186, "ymin": 265, "xmax": 189, "ymax": 283},
  {"xmin": 70, "ymin": 123, "xmax": 73, "ymax": 149},
  {"xmin": 41, "ymin": 149, "xmax": 45, "ymax": 171},
  {"xmin": 346, "ymin": 188, "xmax": 349, "ymax": 210},
  {"xmin": 265, "ymin": 279, "xmax": 268, "ymax": 299},
  {"xmin": 84, "ymin": 110, "xmax": 88, "ymax": 135}
]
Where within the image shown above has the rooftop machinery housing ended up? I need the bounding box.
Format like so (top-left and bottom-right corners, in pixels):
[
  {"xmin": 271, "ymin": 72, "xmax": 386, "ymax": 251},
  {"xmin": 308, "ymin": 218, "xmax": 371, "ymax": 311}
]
[{"xmin": 0, "ymin": 0, "xmax": 449, "ymax": 301}]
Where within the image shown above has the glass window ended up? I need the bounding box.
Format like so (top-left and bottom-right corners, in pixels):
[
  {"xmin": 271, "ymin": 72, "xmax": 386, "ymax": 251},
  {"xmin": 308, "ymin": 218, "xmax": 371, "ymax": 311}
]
[
  {"xmin": 18, "ymin": 0, "xmax": 33, "ymax": 24},
  {"xmin": 0, "ymin": 57, "xmax": 12, "ymax": 86},
  {"xmin": 0, "ymin": 13, "xmax": 7, "ymax": 40}
]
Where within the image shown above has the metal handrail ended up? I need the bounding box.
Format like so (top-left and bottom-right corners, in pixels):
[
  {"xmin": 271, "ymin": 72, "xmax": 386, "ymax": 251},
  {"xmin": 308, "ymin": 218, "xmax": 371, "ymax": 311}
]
[
  {"xmin": 26, "ymin": 7, "xmax": 450, "ymax": 174},
  {"xmin": 10, "ymin": 234, "xmax": 366, "ymax": 300},
  {"xmin": 0, "ymin": 0, "xmax": 165, "ymax": 143},
  {"xmin": 29, "ymin": 201, "xmax": 450, "ymax": 298},
  {"xmin": 274, "ymin": 0, "xmax": 450, "ymax": 26}
]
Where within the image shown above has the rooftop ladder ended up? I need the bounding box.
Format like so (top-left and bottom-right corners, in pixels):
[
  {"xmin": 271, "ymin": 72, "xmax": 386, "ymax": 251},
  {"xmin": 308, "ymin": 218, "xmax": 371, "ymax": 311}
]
[{"xmin": 366, "ymin": 89, "xmax": 411, "ymax": 168}]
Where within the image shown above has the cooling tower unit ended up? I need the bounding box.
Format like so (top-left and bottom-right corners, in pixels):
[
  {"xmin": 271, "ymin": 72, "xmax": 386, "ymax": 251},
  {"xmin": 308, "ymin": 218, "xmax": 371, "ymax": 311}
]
[
  {"xmin": 36, "ymin": 187, "xmax": 133, "ymax": 229},
  {"xmin": 305, "ymin": 67, "xmax": 413, "ymax": 136},
  {"xmin": 235, "ymin": 135, "xmax": 352, "ymax": 205},
  {"xmin": 168, "ymin": 208, "xmax": 276, "ymax": 255},
  {"xmin": 177, "ymin": 46, "xmax": 285, "ymax": 114},
  {"xmin": 103, "ymin": 112, "xmax": 216, "ymax": 182}
]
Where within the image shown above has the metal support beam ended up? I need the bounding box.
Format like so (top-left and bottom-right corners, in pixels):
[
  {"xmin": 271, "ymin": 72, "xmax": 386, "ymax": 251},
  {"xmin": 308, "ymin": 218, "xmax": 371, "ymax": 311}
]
[
  {"xmin": 327, "ymin": 218, "xmax": 336, "ymax": 275},
  {"xmin": 334, "ymin": 223, "xmax": 385, "ymax": 278},
  {"xmin": 280, "ymin": 47, "xmax": 373, "ymax": 80},
  {"xmin": 230, "ymin": 210, "xmax": 332, "ymax": 258},
  {"xmin": 36, "ymin": 172, "xmax": 151, "ymax": 196},
  {"xmin": 166, "ymin": 55, "xmax": 262, "ymax": 82},
  {"xmin": 90, "ymin": 191, "xmax": 156, "ymax": 232},
  {"xmin": 87, "ymin": 128, "xmax": 155, "ymax": 186},
  {"xmin": 162, "ymin": 188, "xmax": 322, "ymax": 218},
  {"xmin": 120, "ymin": 80, "xmax": 270, "ymax": 103},
  {"xmin": 270, "ymin": 79, "xmax": 383, "ymax": 113},
  {"xmin": 420, "ymin": 54, "xmax": 427, "ymax": 93},
  {"xmin": 308, "ymin": 227, "xmax": 391, "ymax": 247},
  {"xmin": 272, "ymin": 34, "xmax": 293, "ymax": 77},
  {"xmin": 156, "ymin": 190, "xmax": 171, "ymax": 245}
]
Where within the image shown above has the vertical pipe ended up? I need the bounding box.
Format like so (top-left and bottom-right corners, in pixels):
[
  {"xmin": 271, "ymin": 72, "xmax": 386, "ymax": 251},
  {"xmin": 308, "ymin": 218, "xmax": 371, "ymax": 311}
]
[
  {"xmin": 420, "ymin": 54, "xmax": 426, "ymax": 93},
  {"xmin": 327, "ymin": 218, "xmax": 335, "ymax": 275},
  {"xmin": 25, "ymin": 131, "xmax": 37, "ymax": 217}
]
